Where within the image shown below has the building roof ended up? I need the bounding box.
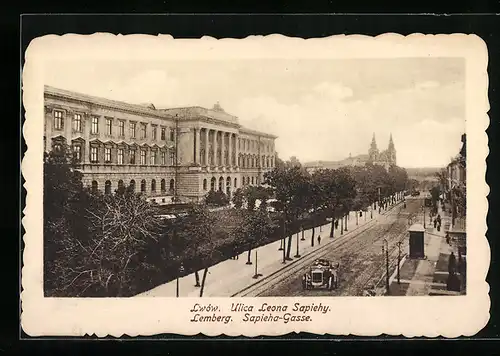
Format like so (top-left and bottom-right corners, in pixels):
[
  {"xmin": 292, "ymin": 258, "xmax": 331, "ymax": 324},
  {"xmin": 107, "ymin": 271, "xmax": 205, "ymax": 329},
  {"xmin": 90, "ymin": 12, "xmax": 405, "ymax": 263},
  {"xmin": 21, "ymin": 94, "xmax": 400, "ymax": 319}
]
[
  {"xmin": 44, "ymin": 85, "xmax": 171, "ymax": 119},
  {"xmin": 239, "ymin": 127, "xmax": 278, "ymax": 139},
  {"xmin": 44, "ymin": 86, "xmax": 278, "ymax": 139},
  {"xmin": 159, "ymin": 106, "xmax": 240, "ymax": 126}
]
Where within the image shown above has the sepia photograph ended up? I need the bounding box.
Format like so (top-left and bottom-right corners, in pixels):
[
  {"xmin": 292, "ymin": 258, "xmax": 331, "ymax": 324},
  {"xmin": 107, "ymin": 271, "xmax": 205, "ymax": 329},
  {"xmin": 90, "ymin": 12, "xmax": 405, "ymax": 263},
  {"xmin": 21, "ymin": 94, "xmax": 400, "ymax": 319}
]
[{"xmin": 21, "ymin": 34, "xmax": 488, "ymax": 337}]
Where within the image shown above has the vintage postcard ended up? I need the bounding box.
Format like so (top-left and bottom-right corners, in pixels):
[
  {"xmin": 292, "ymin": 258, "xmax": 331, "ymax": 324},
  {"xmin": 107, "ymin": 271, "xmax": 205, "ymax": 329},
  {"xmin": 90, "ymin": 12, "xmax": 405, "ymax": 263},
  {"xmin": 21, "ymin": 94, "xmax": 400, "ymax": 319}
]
[{"xmin": 21, "ymin": 33, "xmax": 489, "ymax": 337}]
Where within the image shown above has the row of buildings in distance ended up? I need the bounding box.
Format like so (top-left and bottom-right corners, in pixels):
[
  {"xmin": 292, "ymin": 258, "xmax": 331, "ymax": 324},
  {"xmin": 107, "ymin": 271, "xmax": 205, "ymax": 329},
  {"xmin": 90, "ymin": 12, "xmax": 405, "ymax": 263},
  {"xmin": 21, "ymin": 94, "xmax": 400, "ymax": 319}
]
[
  {"xmin": 304, "ymin": 133, "xmax": 397, "ymax": 173},
  {"xmin": 44, "ymin": 86, "xmax": 278, "ymax": 204}
]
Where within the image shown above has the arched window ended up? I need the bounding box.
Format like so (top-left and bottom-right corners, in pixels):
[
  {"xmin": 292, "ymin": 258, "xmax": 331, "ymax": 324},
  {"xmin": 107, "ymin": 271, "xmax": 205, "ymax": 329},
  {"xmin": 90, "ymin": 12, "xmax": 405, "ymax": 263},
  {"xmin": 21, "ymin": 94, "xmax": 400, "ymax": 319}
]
[
  {"xmin": 91, "ymin": 180, "xmax": 98, "ymax": 193},
  {"xmin": 141, "ymin": 179, "xmax": 146, "ymax": 193},
  {"xmin": 203, "ymin": 179, "xmax": 207, "ymax": 190},
  {"xmin": 118, "ymin": 179, "xmax": 124, "ymax": 192},
  {"xmin": 151, "ymin": 179, "xmax": 156, "ymax": 193},
  {"xmin": 210, "ymin": 177, "xmax": 216, "ymax": 191},
  {"xmin": 234, "ymin": 178, "xmax": 237, "ymax": 188},
  {"xmin": 129, "ymin": 179, "xmax": 135, "ymax": 192},
  {"xmin": 218, "ymin": 176, "xmax": 224, "ymax": 191},
  {"xmin": 169, "ymin": 179, "xmax": 175, "ymax": 192},
  {"xmin": 105, "ymin": 180, "xmax": 112, "ymax": 195},
  {"xmin": 161, "ymin": 179, "xmax": 166, "ymax": 192}
]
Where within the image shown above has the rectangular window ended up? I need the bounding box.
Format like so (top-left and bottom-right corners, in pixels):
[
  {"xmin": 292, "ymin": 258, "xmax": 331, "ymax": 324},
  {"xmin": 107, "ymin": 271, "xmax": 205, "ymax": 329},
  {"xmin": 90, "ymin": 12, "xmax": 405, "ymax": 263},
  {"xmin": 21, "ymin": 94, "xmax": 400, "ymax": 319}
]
[
  {"xmin": 73, "ymin": 145, "xmax": 82, "ymax": 161},
  {"xmin": 141, "ymin": 123, "xmax": 147, "ymax": 139},
  {"xmin": 104, "ymin": 147, "xmax": 112, "ymax": 163},
  {"xmin": 106, "ymin": 118, "xmax": 112, "ymax": 135},
  {"xmin": 140, "ymin": 150, "xmax": 146, "ymax": 165},
  {"xmin": 129, "ymin": 149, "xmax": 136, "ymax": 164},
  {"xmin": 117, "ymin": 148, "xmax": 124, "ymax": 164},
  {"xmin": 150, "ymin": 150, "xmax": 156, "ymax": 165},
  {"xmin": 54, "ymin": 111, "xmax": 63, "ymax": 130},
  {"xmin": 161, "ymin": 151, "xmax": 166, "ymax": 165},
  {"xmin": 119, "ymin": 120, "xmax": 125, "ymax": 137},
  {"xmin": 91, "ymin": 117, "xmax": 99, "ymax": 134},
  {"xmin": 170, "ymin": 151, "xmax": 175, "ymax": 165},
  {"xmin": 152, "ymin": 126, "xmax": 157, "ymax": 140},
  {"xmin": 73, "ymin": 113, "xmax": 82, "ymax": 132},
  {"xmin": 161, "ymin": 128, "xmax": 166, "ymax": 140},
  {"xmin": 130, "ymin": 122, "xmax": 136, "ymax": 138},
  {"xmin": 170, "ymin": 128, "xmax": 175, "ymax": 141},
  {"xmin": 90, "ymin": 146, "xmax": 98, "ymax": 163}
]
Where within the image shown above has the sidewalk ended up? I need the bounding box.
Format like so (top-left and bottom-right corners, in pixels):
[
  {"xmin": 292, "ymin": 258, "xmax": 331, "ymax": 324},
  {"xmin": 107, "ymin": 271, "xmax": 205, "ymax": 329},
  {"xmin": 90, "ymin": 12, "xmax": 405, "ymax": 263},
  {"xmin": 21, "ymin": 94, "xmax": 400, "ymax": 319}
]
[
  {"xmin": 136, "ymin": 203, "xmax": 394, "ymax": 298},
  {"xmin": 388, "ymin": 201, "xmax": 463, "ymax": 296}
]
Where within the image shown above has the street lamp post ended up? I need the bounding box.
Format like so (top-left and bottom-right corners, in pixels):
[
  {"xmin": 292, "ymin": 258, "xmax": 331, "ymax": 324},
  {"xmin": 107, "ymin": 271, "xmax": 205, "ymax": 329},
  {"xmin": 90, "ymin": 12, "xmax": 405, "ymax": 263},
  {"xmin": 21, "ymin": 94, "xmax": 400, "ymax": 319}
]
[
  {"xmin": 252, "ymin": 250, "xmax": 262, "ymax": 279},
  {"xmin": 397, "ymin": 241, "xmax": 402, "ymax": 284},
  {"xmin": 423, "ymin": 205, "xmax": 426, "ymax": 228},
  {"xmin": 176, "ymin": 263, "xmax": 185, "ymax": 298},
  {"xmin": 382, "ymin": 239, "xmax": 390, "ymax": 295}
]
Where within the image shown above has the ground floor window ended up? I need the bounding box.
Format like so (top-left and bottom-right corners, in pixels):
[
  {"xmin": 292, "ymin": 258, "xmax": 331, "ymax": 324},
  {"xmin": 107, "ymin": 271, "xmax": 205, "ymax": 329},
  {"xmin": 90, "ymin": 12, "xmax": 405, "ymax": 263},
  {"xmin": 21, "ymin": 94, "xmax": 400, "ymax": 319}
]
[{"xmin": 105, "ymin": 180, "xmax": 111, "ymax": 195}]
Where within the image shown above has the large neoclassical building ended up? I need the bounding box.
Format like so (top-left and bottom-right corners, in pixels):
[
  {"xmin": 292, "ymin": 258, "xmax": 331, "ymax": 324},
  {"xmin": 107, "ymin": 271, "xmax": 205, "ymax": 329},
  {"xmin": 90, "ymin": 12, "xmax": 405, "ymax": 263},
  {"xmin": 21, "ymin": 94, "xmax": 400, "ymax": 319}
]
[{"xmin": 44, "ymin": 86, "xmax": 277, "ymax": 203}]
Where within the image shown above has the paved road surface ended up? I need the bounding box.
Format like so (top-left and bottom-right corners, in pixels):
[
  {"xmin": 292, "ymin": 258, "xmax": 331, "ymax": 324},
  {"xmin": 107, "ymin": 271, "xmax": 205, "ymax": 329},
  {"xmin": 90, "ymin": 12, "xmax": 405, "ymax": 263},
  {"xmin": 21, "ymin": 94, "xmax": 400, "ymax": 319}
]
[{"xmin": 257, "ymin": 197, "xmax": 424, "ymax": 297}]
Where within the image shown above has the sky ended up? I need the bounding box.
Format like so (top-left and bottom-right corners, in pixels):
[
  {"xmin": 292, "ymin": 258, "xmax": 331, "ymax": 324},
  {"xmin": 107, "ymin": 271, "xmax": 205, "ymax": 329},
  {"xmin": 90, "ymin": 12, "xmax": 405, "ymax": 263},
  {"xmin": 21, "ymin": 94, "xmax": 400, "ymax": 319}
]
[{"xmin": 43, "ymin": 58, "xmax": 465, "ymax": 168}]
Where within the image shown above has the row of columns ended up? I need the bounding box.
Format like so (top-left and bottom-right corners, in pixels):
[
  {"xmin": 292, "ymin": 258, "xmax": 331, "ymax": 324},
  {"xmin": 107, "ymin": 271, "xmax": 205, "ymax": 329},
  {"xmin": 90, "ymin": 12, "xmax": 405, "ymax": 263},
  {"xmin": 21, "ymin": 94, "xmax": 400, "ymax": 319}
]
[{"xmin": 194, "ymin": 128, "xmax": 239, "ymax": 167}]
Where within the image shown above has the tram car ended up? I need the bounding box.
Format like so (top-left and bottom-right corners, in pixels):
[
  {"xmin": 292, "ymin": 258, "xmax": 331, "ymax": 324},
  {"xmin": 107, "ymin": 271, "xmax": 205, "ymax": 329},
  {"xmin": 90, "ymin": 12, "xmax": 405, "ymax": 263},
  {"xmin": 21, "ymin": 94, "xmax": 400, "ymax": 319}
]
[{"xmin": 302, "ymin": 259, "xmax": 339, "ymax": 290}]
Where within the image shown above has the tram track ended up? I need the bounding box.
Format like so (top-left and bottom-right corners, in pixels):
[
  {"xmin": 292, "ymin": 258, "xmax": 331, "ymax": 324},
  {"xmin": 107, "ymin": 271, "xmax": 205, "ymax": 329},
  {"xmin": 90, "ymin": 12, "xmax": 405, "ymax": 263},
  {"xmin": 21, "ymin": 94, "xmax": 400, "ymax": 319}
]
[{"xmin": 232, "ymin": 201, "xmax": 406, "ymax": 297}]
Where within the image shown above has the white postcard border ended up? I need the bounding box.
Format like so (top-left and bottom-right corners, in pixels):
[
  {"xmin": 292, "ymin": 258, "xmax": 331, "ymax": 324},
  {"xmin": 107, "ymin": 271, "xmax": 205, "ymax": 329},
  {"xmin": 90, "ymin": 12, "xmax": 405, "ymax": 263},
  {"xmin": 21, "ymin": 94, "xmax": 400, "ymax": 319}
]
[{"xmin": 21, "ymin": 33, "xmax": 490, "ymax": 337}]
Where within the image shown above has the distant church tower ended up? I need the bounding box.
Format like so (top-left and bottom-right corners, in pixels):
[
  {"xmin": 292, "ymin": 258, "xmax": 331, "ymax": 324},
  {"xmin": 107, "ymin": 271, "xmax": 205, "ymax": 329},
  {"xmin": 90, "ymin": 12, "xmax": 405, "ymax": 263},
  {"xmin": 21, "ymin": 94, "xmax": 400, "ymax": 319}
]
[
  {"xmin": 387, "ymin": 133, "xmax": 397, "ymax": 165},
  {"xmin": 368, "ymin": 133, "xmax": 379, "ymax": 162}
]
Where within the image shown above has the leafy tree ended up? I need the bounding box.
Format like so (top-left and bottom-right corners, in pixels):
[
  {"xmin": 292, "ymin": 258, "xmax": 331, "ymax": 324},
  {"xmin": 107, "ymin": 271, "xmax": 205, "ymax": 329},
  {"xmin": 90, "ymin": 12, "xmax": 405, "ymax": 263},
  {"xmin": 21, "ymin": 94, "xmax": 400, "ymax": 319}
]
[
  {"xmin": 435, "ymin": 168, "xmax": 449, "ymax": 198},
  {"xmin": 313, "ymin": 168, "xmax": 356, "ymax": 238},
  {"xmin": 239, "ymin": 207, "xmax": 275, "ymax": 265},
  {"xmin": 430, "ymin": 185, "xmax": 441, "ymax": 210},
  {"xmin": 264, "ymin": 166, "xmax": 311, "ymax": 260},
  {"xmin": 205, "ymin": 189, "xmax": 229, "ymax": 206},
  {"xmin": 177, "ymin": 204, "xmax": 216, "ymax": 296},
  {"xmin": 232, "ymin": 188, "xmax": 244, "ymax": 209}
]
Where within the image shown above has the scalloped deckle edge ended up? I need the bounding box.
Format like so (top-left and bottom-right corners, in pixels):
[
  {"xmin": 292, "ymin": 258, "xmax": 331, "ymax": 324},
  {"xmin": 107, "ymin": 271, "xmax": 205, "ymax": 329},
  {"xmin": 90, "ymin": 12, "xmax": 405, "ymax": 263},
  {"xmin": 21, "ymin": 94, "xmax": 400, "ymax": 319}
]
[{"xmin": 21, "ymin": 33, "xmax": 490, "ymax": 338}]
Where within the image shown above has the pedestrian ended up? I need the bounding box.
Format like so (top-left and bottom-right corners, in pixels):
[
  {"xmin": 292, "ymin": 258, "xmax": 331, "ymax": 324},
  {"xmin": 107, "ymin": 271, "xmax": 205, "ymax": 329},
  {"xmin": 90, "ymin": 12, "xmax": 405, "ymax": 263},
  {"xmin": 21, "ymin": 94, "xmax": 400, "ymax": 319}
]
[
  {"xmin": 317, "ymin": 235, "xmax": 321, "ymax": 245},
  {"xmin": 437, "ymin": 222, "xmax": 441, "ymax": 232},
  {"xmin": 434, "ymin": 218, "xmax": 437, "ymax": 228},
  {"xmin": 448, "ymin": 252, "xmax": 456, "ymax": 275},
  {"xmin": 446, "ymin": 232, "xmax": 450, "ymax": 245},
  {"xmin": 335, "ymin": 220, "xmax": 339, "ymax": 229}
]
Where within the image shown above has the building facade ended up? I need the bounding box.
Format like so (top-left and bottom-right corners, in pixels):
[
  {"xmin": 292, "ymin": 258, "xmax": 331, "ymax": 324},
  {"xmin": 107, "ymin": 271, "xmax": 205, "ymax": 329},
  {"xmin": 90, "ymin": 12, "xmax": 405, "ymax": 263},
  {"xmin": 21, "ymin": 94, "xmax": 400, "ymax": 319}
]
[{"xmin": 44, "ymin": 86, "xmax": 277, "ymax": 203}]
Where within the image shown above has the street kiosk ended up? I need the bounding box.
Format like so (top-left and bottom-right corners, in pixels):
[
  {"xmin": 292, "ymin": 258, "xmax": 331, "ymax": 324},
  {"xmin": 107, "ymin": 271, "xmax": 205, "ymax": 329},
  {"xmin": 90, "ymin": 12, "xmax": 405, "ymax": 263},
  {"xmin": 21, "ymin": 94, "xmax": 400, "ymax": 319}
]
[{"xmin": 408, "ymin": 223, "xmax": 425, "ymax": 259}]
